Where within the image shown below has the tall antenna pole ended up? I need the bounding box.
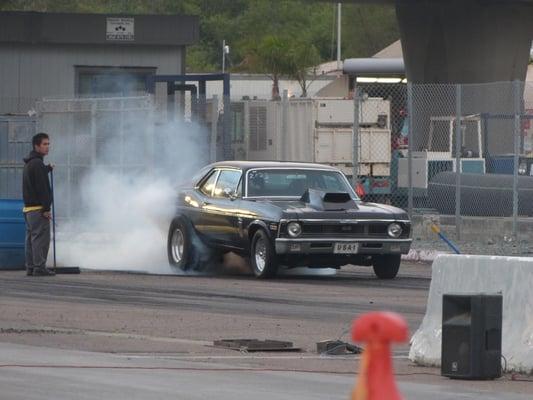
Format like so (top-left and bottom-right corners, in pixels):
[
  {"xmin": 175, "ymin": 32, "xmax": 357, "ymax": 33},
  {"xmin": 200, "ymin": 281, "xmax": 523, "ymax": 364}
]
[
  {"xmin": 222, "ymin": 40, "xmax": 230, "ymax": 73},
  {"xmin": 222, "ymin": 39, "xmax": 226, "ymax": 73},
  {"xmin": 337, "ymin": 3, "xmax": 342, "ymax": 70}
]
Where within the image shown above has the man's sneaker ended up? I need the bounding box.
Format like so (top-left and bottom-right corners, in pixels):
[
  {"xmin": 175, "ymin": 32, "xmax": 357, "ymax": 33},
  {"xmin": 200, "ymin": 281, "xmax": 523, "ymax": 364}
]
[
  {"xmin": 33, "ymin": 268, "xmax": 55, "ymax": 276},
  {"xmin": 26, "ymin": 268, "xmax": 33, "ymax": 276}
]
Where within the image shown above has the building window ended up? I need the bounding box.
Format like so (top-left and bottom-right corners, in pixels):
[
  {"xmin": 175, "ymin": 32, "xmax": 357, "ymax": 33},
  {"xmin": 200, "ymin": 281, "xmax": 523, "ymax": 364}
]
[{"xmin": 76, "ymin": 66, "xmax": 156, "ymax": 96}]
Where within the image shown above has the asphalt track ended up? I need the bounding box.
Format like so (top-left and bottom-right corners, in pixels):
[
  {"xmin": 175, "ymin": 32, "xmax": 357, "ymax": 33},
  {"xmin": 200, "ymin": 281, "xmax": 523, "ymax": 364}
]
[{"xmin": 0, "ymin": 262, "xmax": 531, "ymax": 399}]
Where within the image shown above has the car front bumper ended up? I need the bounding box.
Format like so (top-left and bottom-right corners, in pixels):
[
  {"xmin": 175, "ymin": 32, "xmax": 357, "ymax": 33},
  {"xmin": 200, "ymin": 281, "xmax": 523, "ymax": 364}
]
[{"xmin": 275, "ymin": 237, "xmax": 412, "ymax": 255}]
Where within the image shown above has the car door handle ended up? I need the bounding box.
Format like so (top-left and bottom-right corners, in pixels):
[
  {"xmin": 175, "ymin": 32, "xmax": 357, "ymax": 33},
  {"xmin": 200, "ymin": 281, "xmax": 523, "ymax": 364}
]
[{"xmin": 203, "ymin": 201, "xmax": 211, "ymax": 206}]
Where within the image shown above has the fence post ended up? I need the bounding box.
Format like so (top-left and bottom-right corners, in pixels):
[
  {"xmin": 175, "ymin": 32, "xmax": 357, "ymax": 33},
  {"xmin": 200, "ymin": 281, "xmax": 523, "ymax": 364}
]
[
  {"xmin": 282, "ymin": 90, "xmax": 289, "ymax": 161},
  {"xmin": 512, "ymin": 80, "xmax": 520, "ymax": 238},
  {"xmin": 352, "ymin": 84, "xmax": 360, "ymax": 187},
  {"xmin": 454, "ymin": 84, "xmax": 462, "ymax": 241},
  {"xmin": 407, "ymin": 83, "xmax": 413, "ymax": 218},
  {"xmin": 210, "ymin": 95, "xmax": 219, "ymax": 163},
  {"xmin": 147, "ymin": 96, "xmax": 155, "ymax": 176},
  {"xmin": 167, "ymin": 83, "xmax": 175, "ymax": 122},
  {"xmin": 243, "ymin": 99, "xmax": 250, "ymax": 161},
  {"xmin": 223, "ymin": 95, "xmax": 232, "ymax": 160}
]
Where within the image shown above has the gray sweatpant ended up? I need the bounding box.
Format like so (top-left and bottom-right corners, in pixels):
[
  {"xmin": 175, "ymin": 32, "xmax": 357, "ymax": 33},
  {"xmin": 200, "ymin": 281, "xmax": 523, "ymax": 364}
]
[{"xmin": 24, "ymin": 210, "xmax": 51, "ymax": 271}]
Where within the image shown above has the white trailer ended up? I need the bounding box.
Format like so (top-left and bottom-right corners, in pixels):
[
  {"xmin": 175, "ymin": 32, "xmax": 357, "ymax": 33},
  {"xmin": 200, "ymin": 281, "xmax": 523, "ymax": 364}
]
[{"xmin": 230, "ymin": 97, "xmax": 392, "ymax": 182}]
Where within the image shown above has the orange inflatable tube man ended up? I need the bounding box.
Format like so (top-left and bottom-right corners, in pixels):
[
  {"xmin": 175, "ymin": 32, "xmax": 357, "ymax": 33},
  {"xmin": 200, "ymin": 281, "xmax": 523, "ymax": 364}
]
[{"xmin": 351, "ymin": 312, "xmax": 409, "ymax": 400}]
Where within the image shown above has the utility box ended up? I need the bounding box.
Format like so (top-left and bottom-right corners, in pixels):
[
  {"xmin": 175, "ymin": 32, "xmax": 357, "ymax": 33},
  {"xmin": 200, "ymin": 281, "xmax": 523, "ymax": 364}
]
[
  {"xmin": 314, "ymin": 97, "xmax": 390, "ymax": 128},
  {"xmin": 359, "ymin": 128, "xmax": 391, "ymax": 165},
  {"xmin": 315, "ymin": 99, "xmax": 354, "ymax": 125},
  {"xmin": 441, "ymin": 293, "xmax": 502, "ymax": 380},
  {"xmin": 314, "ymin": 128, "xmax": 353, "ymax": 164},
  {"xmin": 314, "ymin": 127, "xmax": 391, "ymax": 177}
]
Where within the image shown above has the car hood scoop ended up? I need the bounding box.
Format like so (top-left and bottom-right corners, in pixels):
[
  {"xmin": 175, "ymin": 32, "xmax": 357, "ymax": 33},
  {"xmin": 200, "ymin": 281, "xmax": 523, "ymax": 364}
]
[{"xmin": 300, "ymin": 189, "xmax": 358, "ymax": 211}]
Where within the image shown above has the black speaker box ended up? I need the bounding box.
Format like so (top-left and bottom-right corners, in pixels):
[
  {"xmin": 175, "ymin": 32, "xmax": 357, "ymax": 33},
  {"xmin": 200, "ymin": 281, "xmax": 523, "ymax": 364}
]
[{"xmin": 441, "ymin": 293, "xmax": 502, "ymax": 380}]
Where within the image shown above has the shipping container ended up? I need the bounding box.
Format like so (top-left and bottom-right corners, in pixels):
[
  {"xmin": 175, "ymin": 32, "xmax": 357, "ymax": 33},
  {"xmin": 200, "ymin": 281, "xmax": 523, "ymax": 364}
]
[{"xmin": 231, "ymin": 97, "xmax": 392, "ymax": 190}]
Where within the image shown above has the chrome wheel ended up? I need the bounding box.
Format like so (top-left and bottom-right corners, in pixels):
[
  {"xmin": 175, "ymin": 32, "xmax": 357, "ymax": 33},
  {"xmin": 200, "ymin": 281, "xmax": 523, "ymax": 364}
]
[
  {"xmin": 171, "ymin": 228, "xmax": 185, "ymax": 263},
  {"xmin": 254, "ymin": 236, "xmax": 267, "ymax": 273}
]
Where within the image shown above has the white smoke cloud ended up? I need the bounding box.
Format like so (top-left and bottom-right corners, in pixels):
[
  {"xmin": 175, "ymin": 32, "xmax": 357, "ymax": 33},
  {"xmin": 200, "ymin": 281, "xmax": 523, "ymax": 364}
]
[
  {"xmin": 48, "ymin": 99, "xmax": 210, "ymax": 275},
  {"xmin": 56, "ymin": 171, "xmax": 176, "ymax": 273}
]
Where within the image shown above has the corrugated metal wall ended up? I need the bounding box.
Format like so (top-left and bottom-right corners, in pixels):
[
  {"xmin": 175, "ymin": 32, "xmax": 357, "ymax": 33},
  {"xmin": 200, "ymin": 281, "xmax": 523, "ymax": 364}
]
[
  {"xmin": 235, "ymin": 99, "xmax": 315, "ymax": 162},
  {"xmin": 0, "ymin": 115, "xmax": 36, "ymax": 199},
  {"xmin": 0, "ymin": 43, "xmax": 185, "ymax": 114}
]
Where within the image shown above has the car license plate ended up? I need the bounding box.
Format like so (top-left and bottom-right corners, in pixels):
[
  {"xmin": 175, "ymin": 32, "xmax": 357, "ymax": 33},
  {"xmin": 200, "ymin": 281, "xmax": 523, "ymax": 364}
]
[{"xmin": 333, "ymin": 242, "xmax": 359, "ymax": 254}]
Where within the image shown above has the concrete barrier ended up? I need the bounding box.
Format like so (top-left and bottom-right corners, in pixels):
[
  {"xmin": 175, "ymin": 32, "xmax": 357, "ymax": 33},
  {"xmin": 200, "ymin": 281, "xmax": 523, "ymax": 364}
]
[{"xmin": 409, "ymin": 254, "xmax": 533, "ymax": 374}]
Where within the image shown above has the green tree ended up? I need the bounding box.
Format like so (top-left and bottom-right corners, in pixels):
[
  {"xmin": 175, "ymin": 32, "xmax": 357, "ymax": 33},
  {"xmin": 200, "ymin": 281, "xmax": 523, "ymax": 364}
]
[
  {"xmin": 287, "ymin": 41, "xmax": 321, "ymax": 97},
  {"xmin": 341, "ymin": 4, "xmax": 400, "ymax": 58},
  {"xmin": 248, "ymin": 35, "xmax": 292, "ymax": 99}
]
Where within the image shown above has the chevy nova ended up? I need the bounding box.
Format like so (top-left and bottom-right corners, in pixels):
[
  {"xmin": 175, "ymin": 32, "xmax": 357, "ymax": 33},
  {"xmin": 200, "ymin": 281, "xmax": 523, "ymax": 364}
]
[{"xmin": 167, "ymin": 161, "xmax": 412, "ymax": 278}]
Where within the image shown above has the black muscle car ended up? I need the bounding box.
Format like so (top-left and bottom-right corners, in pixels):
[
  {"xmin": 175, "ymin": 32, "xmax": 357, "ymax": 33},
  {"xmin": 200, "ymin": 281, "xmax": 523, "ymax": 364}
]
[{"xmin": 167, "ymin": 161, "xmax": 412, "ymax": 279}]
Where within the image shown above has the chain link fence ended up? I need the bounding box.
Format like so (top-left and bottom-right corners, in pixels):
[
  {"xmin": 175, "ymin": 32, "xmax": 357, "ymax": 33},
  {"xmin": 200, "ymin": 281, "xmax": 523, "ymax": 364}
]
[
  {"xmin": 223, "ymin": 81, "xmax": 533, "ymax": 256},
  {"xmin": 402, "ymin": 81, "xmax": 533, "ymax": 256},
  {"xmin": 3, "ymin": 81, "xmax": 533, "ymax": 256},
  {"xmin": 35, "ymin": 95, "xmax": 155, "ymax": 220}
]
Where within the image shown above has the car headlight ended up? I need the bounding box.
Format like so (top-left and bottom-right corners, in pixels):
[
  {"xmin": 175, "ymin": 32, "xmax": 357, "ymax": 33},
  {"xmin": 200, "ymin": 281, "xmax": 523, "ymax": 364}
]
[
  {"xmin": 287, "ymin": 222, "xmax": 302, "ymax": 238},
  {"xmin": 518, "ymin": 162, "xmax": 527, "ymax": 175},
  {"xmin": 387, "ymin": 223, "xmax": 402, "ymax": 238}
]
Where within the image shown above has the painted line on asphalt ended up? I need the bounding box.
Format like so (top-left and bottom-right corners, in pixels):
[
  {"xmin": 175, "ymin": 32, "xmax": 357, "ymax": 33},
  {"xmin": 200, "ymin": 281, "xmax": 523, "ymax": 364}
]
[
  {"xmin": 37, "ymin": 326, "xmax": 212, "ymax": 346},
  {"xmin": 114, "ymin": 354, "xmax": 410, "ymax": 361}
]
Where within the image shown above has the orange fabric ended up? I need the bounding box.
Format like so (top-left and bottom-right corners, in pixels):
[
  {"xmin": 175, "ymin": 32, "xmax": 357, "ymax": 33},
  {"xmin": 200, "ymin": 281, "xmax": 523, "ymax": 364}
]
[
  {"xmin": 352, "ymin": 347, "xmax": 369, "ymax": 400},
  {"xmin": 351, "ymin": 312, "xmax": 409, "ymax": 400},
  {"xmin": 355, "ymin": 183, "xmax": 365, "ymax": 198}
]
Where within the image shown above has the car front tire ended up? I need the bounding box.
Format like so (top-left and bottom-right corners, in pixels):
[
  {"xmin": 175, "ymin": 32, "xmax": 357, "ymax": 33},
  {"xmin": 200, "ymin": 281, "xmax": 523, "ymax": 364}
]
[
  {"xmin": 372, "ymin": 254, "xmax": 401, "ymax": 279},
  {"xmin": 250, "ymin": 229, "xmax": 278, "ymax": 278}
]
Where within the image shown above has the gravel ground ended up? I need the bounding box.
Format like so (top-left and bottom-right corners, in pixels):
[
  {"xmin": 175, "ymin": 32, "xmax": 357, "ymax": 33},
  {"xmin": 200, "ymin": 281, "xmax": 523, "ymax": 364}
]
[{"xmin": 411, "ymin": 238, "xmax": 533, "ymax": 258}]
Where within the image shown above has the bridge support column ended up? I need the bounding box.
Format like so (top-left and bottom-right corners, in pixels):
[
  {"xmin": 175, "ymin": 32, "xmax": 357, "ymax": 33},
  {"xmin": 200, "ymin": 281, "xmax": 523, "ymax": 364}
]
[{"xmin": 396, "ymin": 0, "xmax": 533, "ymax": 84}]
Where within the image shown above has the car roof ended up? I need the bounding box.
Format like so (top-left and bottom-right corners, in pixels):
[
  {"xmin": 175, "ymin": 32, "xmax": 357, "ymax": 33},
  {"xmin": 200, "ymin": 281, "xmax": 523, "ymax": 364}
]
[{"xmin": 209, "ymin": 161, "xmax": 341, "ymax": 172}]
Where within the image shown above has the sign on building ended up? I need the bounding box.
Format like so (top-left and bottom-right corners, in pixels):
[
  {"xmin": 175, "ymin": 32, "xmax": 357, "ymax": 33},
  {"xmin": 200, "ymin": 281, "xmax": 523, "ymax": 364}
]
[{"xmin": 106, "ymin": 17, "xmax": 134, "ymax": 41}]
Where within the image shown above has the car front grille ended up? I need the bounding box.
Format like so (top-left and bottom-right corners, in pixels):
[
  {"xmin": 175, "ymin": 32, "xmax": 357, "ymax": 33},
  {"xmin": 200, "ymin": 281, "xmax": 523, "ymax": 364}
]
[{"xmin": 282, "ymin": 222, "xmax": 410, "ymax": 239}]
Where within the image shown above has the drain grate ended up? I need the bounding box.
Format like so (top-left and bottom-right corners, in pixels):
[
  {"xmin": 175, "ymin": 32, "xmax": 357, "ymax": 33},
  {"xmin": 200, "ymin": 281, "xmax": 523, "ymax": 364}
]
[{"xmin": 213, "ymin": 339, "xmax": 300, "ymax": 352}]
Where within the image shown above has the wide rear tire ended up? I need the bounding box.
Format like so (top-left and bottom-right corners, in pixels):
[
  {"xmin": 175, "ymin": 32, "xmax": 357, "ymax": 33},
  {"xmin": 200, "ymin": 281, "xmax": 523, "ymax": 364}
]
[
  {"xmin": 250, "ymin": 229, "xmax": 279, "ymax": 279},
  {"xmin": 167, "ymin": 218, "xmax": 195, "ymax": 272},
  {"xmin": 372, "ymin": 254, "xmax": 401, "ymax": 279}
]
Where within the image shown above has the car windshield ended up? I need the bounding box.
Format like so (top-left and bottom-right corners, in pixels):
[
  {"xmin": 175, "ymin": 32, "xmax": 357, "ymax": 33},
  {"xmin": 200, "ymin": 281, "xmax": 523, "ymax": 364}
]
[{"xmin": 246, "ymin": 168, "xmax": 357, "ymax": 199}]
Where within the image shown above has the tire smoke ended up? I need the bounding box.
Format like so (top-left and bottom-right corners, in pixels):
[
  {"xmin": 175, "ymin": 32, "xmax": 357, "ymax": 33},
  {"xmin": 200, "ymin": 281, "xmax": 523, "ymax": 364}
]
[{"xmin": 50, "ymin": 101, "xmax": 210, "ymax": 275}]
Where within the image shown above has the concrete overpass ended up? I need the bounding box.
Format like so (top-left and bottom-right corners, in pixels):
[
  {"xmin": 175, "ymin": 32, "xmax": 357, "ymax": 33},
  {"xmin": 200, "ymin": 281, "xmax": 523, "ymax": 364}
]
[{"xmin": 337, "ymin": 0, "xmax": 533, "ymax": 83}]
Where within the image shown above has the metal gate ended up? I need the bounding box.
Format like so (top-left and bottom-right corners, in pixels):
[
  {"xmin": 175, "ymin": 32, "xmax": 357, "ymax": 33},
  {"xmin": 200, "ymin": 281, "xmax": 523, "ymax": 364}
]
[
  {"xmin": 36, "ymin": 95, "xmax": 155, "ymax": 219},
  {"xmin": 0, "ymin": 115, "xmax": 36, "ymax": 199}
]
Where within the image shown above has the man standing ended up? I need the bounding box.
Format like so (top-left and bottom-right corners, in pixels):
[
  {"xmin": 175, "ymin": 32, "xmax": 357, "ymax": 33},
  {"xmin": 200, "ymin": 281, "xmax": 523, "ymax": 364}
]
[{"xmin": 22, "ymin": 133, "xmax": 55, "ymax": 276}]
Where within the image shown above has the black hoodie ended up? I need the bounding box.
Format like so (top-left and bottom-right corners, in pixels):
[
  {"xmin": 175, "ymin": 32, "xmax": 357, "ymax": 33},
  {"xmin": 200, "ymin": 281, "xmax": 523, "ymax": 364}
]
[{"xmin": 22, "ymin": 151, "xmax": 53, "ymax": 212}]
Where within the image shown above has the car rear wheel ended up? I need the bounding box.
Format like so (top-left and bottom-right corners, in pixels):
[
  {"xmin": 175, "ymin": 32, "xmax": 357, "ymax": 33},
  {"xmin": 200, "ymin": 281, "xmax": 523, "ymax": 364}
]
[
  {"xmin": 167, "ymin": 218, "xmax": 195, "ymax": 271},
  {"xmin": 372, "ymin": 254, "xmax": 401, "ymax": 279},
  {"xmin": 250, "ymin": 229, "xmax": 278, "ymax": 278}
]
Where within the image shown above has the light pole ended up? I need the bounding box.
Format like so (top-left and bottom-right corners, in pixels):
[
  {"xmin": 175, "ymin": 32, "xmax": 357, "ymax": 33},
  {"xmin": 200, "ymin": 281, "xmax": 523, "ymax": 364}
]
[
  {"xmin": 222, "ymin": 40, "xmax": 230, "ymax": 73},
  {"xmin": 337, "ymin": 3, "xmax": 342, "ymax": 71}
]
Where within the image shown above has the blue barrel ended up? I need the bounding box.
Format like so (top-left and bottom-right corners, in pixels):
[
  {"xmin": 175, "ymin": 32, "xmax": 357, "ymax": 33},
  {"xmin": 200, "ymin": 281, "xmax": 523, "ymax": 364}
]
[{"xmin": 0, "ymin": 199, "xmax": 25, "ymax": 269}]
